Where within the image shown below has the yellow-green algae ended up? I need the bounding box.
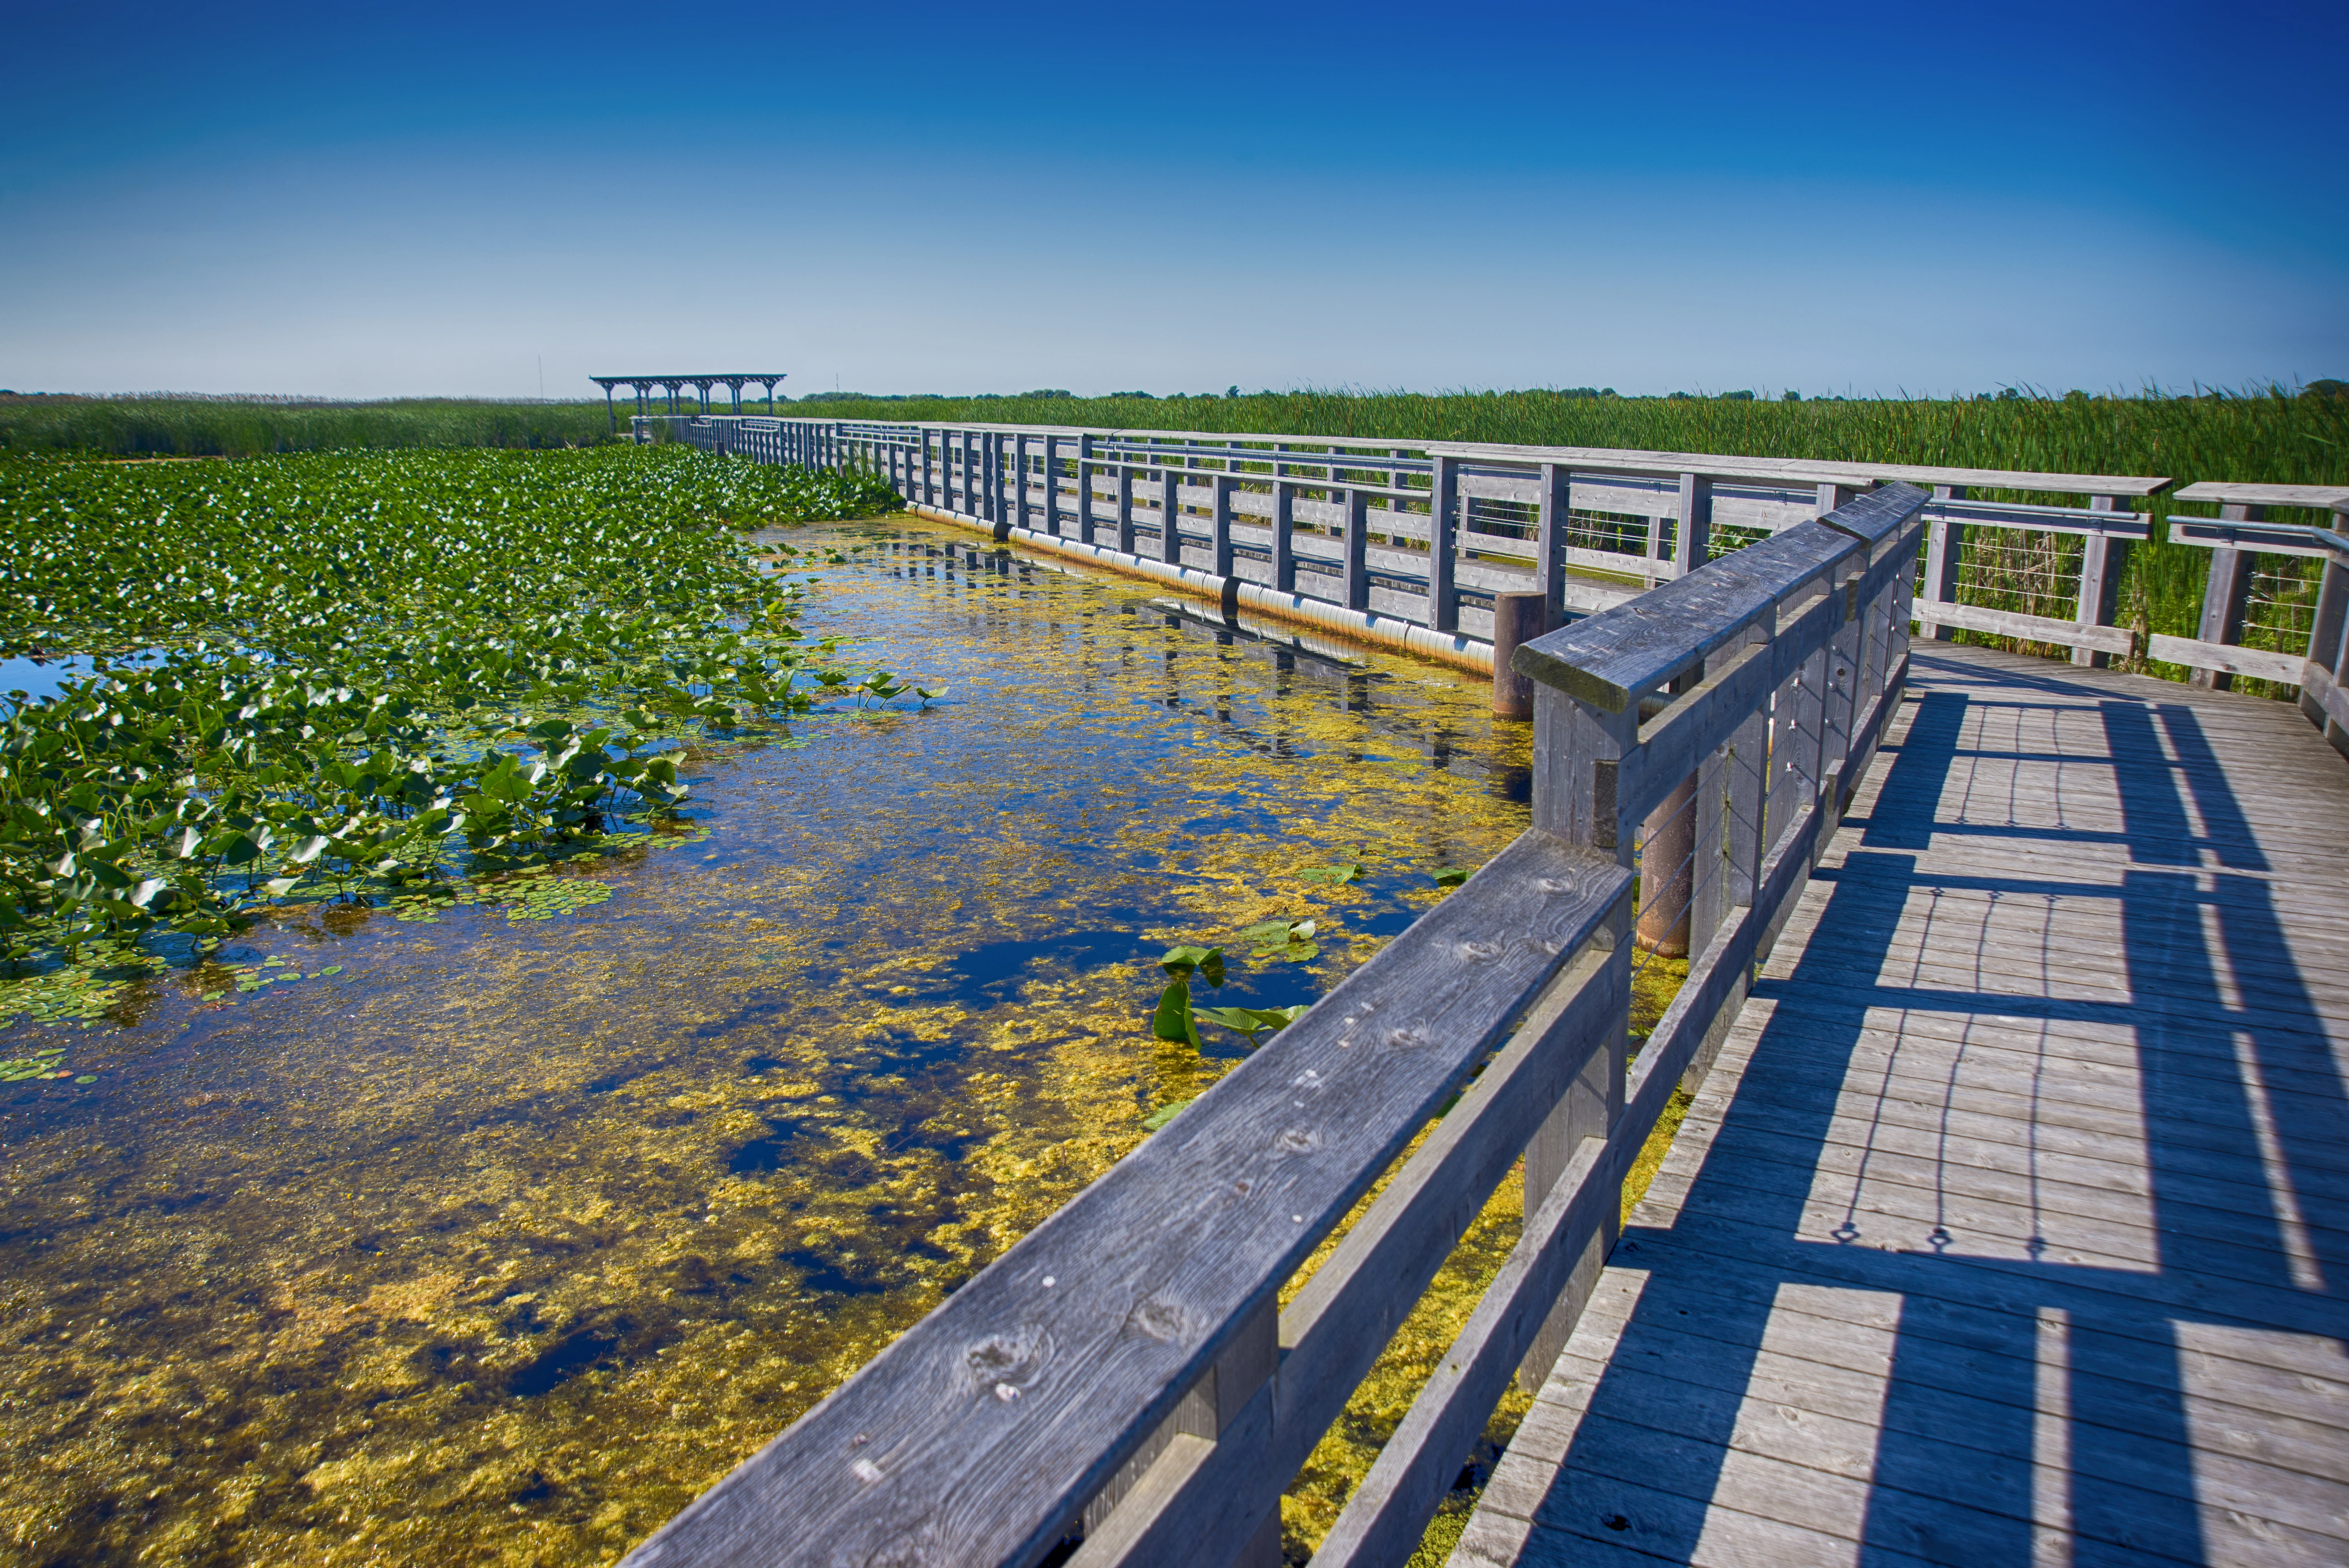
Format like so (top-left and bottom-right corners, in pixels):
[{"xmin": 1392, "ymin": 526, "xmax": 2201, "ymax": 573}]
[{"xmin": 0, "ymin": 517, "xmax": 1693, "ymax": 1566}]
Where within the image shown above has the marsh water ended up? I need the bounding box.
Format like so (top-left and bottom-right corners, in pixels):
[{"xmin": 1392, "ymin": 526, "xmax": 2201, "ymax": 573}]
[{"xmin": 0, "ymin": 517, "xmax": 1536, "ymax": 1566}]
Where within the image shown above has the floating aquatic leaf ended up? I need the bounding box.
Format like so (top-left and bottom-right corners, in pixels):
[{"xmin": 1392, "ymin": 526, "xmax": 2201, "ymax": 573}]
[
  {"xmin": 1295, "ymin": 862, "xmax": 1360, "ymax": 885},
  {"xmin": 1431, "ymin": 867, "xmax": 1469, "ymax": 887},
  {"xmin": 1141, "ymin": 1098, "xmax": 1194, "ymax": 1131}
]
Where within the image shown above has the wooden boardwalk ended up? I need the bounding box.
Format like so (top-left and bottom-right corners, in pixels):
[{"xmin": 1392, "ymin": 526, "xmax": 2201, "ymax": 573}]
[{"xmin": 1458, "ymin": 643, "xmax": 2349, "ymax": 1567}]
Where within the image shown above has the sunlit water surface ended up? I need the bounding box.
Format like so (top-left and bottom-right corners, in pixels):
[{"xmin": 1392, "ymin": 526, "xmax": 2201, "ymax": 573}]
[{"xmin": 0, "ymin": 518, "xmax": 1534, "ymax": 1566}]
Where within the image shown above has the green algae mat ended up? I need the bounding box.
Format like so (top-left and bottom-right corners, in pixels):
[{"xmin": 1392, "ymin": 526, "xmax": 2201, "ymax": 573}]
[{"xmin": 0, "ymin": 454, "xmax": 1576, "ymax": 1564}]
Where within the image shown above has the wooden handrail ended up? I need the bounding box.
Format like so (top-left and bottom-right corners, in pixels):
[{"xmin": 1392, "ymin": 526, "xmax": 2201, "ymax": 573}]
[{"xmin": 617, "ymin": 483, "xmax": 1934, "ymax": 1568}]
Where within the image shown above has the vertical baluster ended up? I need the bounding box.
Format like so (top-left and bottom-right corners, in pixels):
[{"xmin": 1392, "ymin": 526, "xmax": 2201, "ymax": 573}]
[
  {"xmin": 2073, "ymin": 494, "xmax": 2128, "ymax": 667},
  {"xmin": 1921, "ymin": 484, "xmax": 1966, "ymax": 640},
  {"xmin": 1116, "ymin": 457, "xmax": 1135, "ymax": 554},
  {"xmin": 1428, "ymin": 454, "xmax": 1459, "ymax": 631},
  {"xmin": 2192, "ymin": 502, "xmax": 2262, "ymax": 691},
  {"xmin": 1675, "ymin": 472, "xmax": 1712, "ymax": 578},
  {"xmin": 1273, "ymin": 477, "xmax": 1296, "ymax": 593},
  {"xmin": 1077, "ymin": 434, "xmax": 1096, "ymax": 545},
  {"xmin": 1343, "ymin": 486, "xmax": 1369, "ymax": 611},
  {"xmin": 1212, "ymin": 472, "xmax": 1235, "ymax": 578},
  {"xmin": 1536, "ymin": 463, "xmax": 1564, "ymax": 620},
  {"xmin": 1517, "ymin": 681, "xmax": 1638, "ymax": 1387},
  {"xmin": 1043, "ymin": 434, "xmax": 1060, "ymax": 537},
  {"xmin": 1159, "ymin": 459, "xmax": 1183, "ymax": 565}
]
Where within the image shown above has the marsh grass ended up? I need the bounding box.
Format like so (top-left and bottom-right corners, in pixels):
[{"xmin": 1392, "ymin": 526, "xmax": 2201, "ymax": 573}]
[{"xmin": 0, "ymin": 396, "xmax": 620, "ymax": 456}]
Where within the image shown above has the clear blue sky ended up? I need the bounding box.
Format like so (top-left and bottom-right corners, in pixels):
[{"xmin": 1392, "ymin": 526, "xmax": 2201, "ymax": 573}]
[{"xmin": 3, "ymin": 0, "xmax": 2341, "ymax": 400}]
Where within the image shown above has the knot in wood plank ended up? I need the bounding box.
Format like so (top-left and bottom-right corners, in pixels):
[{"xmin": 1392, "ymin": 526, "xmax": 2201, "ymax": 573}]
[
  {"xmin": 1126, "ymin": 1297, "xmax": 1194, "ymax": 1346},
  {"xmin": 962, "ymin": 1325, "xmax": 1052, "ymax": 1399}
]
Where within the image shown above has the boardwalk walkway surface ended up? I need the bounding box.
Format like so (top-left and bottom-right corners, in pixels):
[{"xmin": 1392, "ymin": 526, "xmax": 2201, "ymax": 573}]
[{"xmin": 1457, "ymin": 643, "xmax": 2349, "ymax": 1567}]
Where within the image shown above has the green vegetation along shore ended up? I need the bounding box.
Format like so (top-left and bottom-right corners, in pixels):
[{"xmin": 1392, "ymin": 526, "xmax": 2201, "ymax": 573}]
[
  {"xmin": 0, "ymin": 445, "xmax": 901, "ymax": 970},
  {"xmin": 11, "ymin": 386, "xmax": 2343, "ymax": 692}
]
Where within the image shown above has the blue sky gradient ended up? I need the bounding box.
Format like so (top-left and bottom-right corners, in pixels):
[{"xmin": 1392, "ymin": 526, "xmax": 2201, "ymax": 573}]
[{"xmin": 4, "ymin": 1, "xmax": 2342, "ymax": 399}]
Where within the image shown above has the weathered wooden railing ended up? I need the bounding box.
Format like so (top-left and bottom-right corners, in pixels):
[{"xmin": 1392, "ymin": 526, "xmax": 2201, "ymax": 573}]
[
  {"xmin": 2161, "ymin": 481, "xmax": 2349, "ymax": 703},
  {"xmin": 616, "ymin": 483, "xmax": 1931, "ymax": 1568},
  {"xmin": 646, "ymin": 412, "xmax": 2154, "ymax": 675}
]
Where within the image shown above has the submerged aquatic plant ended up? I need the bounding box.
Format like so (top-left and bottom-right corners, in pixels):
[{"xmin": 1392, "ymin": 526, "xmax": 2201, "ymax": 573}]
[{"xmin": 0, "ymin": 445, "xmax": 914, "ymax": 966}]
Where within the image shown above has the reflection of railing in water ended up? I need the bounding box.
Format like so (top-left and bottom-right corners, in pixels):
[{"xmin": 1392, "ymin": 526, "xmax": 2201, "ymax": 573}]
[{"xmin": 616, "ymin": 485, "xmax": 1932, "ymax": 1567}]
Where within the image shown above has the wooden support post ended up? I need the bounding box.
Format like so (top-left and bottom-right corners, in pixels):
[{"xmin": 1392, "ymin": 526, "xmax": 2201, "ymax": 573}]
[
  {"xmin": 1428, "ymin": 454, "xmax": 1459, "ymax": 631},
  {"xmin": 1273, "ymin": 480, "xmax": 1296, "ymax": 592},
  {"xmin": 2074, "ymin": 494, "xmax": 2130, "ymax": 667},
  {"xmin": 1820, "ymin": 548, "xmax": 1868, "ymax": 828},
  {"xmin": 1077, "ymin": 435, "xmax": 1096, "ymax": 544},
  {"xmin": 1043, "ymin": 435, "xmax": 1061, "ymax": 537},
  {"xmin": 1070, "ymin": 1301, "xmax": 1282, "ymax": 1568},
  {"xmin": 1211, "ymin": 474, "xmax": 1235, "ymax": 577},
  {"xmin": 1635, "ymin": 775, "xmax": 1696, "ymax": 957},
  {"xmin": 1342, "ymin": 488, "xmax": 1369, "ymax": 610},
  {"xmin": 1160, "ymin": 466, "xmax": 1183, "ymax": 565},
  {"xmin": 1536, "ymin": 463, "xmax": 1565, "ymax": 619},
  {"xmin": 2192, "ymin": 502, "xmax": 2263, "ymax": 691},
  {"xmin": 1921, "ymin": 484, "xmax": 1966, "ymax": 641},
  {"xmin": 1117, "ymin": 463, "xmax": 1136, "ymax": 554},
  {"xmin": 2306, "ymin": 534, "xmax": 2349, "ymax": 755},
  {"xmin": 1489, "ymin": 592, "xmax": 1546, "ymax": 720},
  {"xmin": 1518, "ymin": 681, "xmax": 1636, "ymax": 1388},
  {"xmin": 1675, "ymin": 472, "xmax": 1712, "ymax": 578}
]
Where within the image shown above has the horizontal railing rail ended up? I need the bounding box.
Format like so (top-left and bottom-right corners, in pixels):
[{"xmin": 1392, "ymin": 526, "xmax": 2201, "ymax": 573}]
[
  {"xmin": 645, "ymin": 413, "xmax": 2161, "ymax": 672},
  {"xmin": 657, "ymin": 409, "xmax": 2348, "ymax": 750},
  {"xmin": 2158, "ymin": 481, "xmax": 2349, "ymax": 695},
  {"xmin": 617, "ymin": 483, "xmax": 1933, "ymax": 1568}
]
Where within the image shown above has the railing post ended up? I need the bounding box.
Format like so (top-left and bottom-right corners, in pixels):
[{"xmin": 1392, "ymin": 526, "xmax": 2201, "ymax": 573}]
[
  {"xmin": 1116, "ymin": 461, "xmax": 1136, "ymax": 553},
  {"xmin": 1819, "ymin": 547, "xmax": 1868, "ymax": 836},
  {"xmin": 1675, "ymin": 472, "xmax": 1712, "ymax": 577},
  {"xmin": 2306, "ymin": 526, "xmax": 2349, "ymax": 755},
  {"xmin": 1044, "ymin": 434, "xmax": 1061, "ymax": 537},
  {"xmin": 1077, "ymin": 434, "xmax": 1097, "ymax": 544},
  {"xmin": 1068, "ymin": 1299, "xmax": 1281, "ymax": 1568},
  {"xmin": 2192, "ymin": 502, "xmax": 2263, "ymax": 690},
  {"xmin": 1921, "ymin": 484, "xmax": 1966, "ymax": 640},
  {"xmin": 1211, "ymin": 473, "xmax": 1235, "ymax": 577},
  {"xmin": 1160, "ymin": 463, "xmax": 1183, "ymax": 565},
  {"xmin": 2074, "ymin": 494, "xmax": 2129, "ymax": 667},
  {"xmin": 1518, "ymin": 677, "xmax": 1637, "ymax": 1386},
  {"xmin": 1272, "ymin": 478, "xmax": 1296, "ymax": 592},
  {"xmin": 1537, "ymin": 462, "xmax": 1565, "ymax": 619},
  {"xmin": 1428, "ymin": 454, "xmax": 1459, "ymax": 631},
  {"xmin": 1342, "ymin": 487, "xmax": 1369, "ymax": 610}
]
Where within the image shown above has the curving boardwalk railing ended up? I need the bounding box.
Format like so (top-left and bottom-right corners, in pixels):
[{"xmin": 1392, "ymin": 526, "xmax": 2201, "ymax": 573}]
[
  {"xmin": 617, "ymin": 484, "xmax": 1932, "ymax": 1567},
  {"xmin": 648, "ymin": 413, "xmax": 2173, "ymax": 679}
]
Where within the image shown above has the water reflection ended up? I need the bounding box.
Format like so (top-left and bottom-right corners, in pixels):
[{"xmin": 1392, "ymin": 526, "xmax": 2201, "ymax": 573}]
[{"xmin": 0, "ymin": 516, "xmax": 1531, "ymax": 1565}]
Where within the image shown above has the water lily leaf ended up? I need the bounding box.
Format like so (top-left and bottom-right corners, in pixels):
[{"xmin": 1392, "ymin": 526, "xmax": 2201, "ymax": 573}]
[
  {"xmin": 1432, "ymin": 867, "xmax": 1469, "ymax": 887},
  {"xmin": 1141, "ymin": 1098, "xmax": 1194, "ymax": 1131},
  {"xmin": 1149, "ymin": 978, "xmax": 1200, "ymax": 1049},
  {"xmin": 1160, "ymin": 945, "xmax": 1225, "ymax": 987},
  {"xmin": 1296, "ymin": 862, "xmax": 1361, "ymax": 885}
]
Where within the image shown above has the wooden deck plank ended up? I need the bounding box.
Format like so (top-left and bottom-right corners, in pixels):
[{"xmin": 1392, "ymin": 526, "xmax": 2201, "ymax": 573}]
[{"xmin": 1464, "ymin": 643, "xmax": 2349, "ymax": 1568}]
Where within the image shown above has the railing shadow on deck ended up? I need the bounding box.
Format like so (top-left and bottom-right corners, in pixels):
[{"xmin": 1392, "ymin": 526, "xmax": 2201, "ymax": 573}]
[
  {"xmin": 1510, "ymin": 649, "xmax": 2347, "ymax": 1563},
  {"xmin": 608, "ymin": 478, "xmax": 1933, "ymax": 1564}
]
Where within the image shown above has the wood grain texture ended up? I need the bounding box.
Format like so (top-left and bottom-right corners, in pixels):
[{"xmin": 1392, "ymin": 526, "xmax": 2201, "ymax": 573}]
[
  {"xmin": 1913, "ymin": 597, "xmax": 2137, "ymax": 656},
  {"xmin": 1464, "ymin": 640, "xmax": 2349, "ymax": 1568}
]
